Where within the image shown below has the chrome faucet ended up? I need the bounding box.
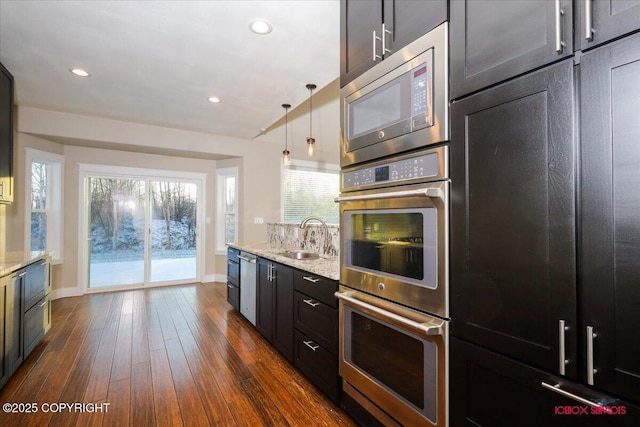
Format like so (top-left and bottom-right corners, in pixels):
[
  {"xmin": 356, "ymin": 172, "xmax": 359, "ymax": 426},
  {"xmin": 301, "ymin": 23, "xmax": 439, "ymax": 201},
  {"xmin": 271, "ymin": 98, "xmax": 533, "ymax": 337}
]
[{"xmin": 299, "ymin": 216, "xmax": 330, "ymax": 255}]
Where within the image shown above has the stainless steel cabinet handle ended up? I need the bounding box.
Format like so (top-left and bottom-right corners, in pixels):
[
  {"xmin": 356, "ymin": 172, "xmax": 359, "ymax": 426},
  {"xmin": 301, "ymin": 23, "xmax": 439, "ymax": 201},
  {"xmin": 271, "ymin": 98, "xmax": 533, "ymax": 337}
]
[
  {"xmin": 38, "ymin": 300, "xmax": 48, "ymax": 308},
  {"xmin": 541, "ymin": 382, "xmax": 602, "ymax": 407},
  {"xmin": 584, "ymin": 0, "xmax": 593, "ymax": 40},
  {"xmin": 559, "ymin": 320, "xmax": 568, "ymax": 375},
  {"xmin": 335, "ymin": 187, "xmax": 443, "ymax": 203},
  {"xmin": 555, "ymin": 0, "xmax": 565, "ymax": 52},
  {"xmin": 0, "ymin": 181, "xmax": 4, "ymax": 198},
  {"xmin": 18, "ymin": 271, "xmax": 27, "ymax": 277},
  {"xmin": 238, "ymin": 255, "xmax": 256, "ymax": 263},
  {"xmin": 587, "ymin": 326, "xmax": 597, "ymax": 385},
  {"xmin": 372, "ymin": 30, "xmax": 382, "ymax": 61},
  {"xmin": 227, "ymin": 284, "xmax": 233, "ymax": 289},
  {"xmin": 303, "ymin": 340, "xmax": 320, "ymax": 351},
  {"xmin": 335, "ymin": 291, "xmax": 443, "ymax": 336},
  {"xmin": 303, "ymin": 299, "xmax": 320, "ymax": 308},
  {"xmin": 303, "ymin": 276, "xmax": 320, "ymax": 283},
  {"xmin": 382, "ymin": 23, "xmax": 392, "ymax": 55}
]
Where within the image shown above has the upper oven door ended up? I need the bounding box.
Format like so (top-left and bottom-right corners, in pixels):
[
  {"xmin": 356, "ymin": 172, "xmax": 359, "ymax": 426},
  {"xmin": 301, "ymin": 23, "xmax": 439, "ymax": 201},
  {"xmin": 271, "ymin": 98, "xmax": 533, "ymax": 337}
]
[
  {"xmin": 340, "ymin": 22, "xmax": 448, "ymax": 167},
  {"xmin": 336, "ymin": 180, "xmax": 449, "ymax": 318}
]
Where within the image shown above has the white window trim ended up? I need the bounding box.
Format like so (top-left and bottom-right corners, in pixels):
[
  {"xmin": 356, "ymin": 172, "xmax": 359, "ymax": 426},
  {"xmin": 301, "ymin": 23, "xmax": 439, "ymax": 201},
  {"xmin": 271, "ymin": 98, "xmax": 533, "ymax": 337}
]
[
  {"xmin": 281, "ymin": 159, "xmax": 339, "ymax": 224},
  {"xmin": 77, "ymin": 163, "xmax": 207, "ymax": 294},
  {"xmin": 215, "ymin": 166, "xmax": 239, "ymax": 254},
  {"xmin": 24, "ymin": 148, "xmax": 65, "ymax": 263}
]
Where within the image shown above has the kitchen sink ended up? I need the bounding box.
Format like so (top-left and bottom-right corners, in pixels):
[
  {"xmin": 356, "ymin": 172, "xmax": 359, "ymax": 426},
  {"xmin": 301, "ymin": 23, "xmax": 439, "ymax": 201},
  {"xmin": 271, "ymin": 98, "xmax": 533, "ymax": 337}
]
[{"xmin": 279, "ymin": 251, "xmax": 320, "ymax": 260}]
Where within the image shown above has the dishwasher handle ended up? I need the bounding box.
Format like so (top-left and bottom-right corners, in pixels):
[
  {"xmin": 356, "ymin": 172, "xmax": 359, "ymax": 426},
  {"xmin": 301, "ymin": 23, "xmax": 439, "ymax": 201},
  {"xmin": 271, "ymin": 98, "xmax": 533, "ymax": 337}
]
[{"xmin": 238, "ymin": 255, "xmax": 256, "ymax": 263}]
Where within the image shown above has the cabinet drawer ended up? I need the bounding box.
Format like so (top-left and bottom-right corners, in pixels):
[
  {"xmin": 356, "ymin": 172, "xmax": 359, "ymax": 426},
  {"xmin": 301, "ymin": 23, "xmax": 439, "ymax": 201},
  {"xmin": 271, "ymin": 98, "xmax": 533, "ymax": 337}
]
[
  {"xmin": 293, "ymin": 270, "xmax": 338, "ymax": 308},
  {"xmin": 451, "ymin": 338, "xmax": 640, "ymax": 426},
  {"xmin": 24, "ymin": 260, "xmax": 48, "ymax": 311},
  {"xmin": 24, "ymin": 295, "xmax": 51, "ymax": 358},
  {"xmin": 227, "ymin": 259, "xmax": 239, "ymax": 286},
  {"xmin": 227, "ymin": 246, "xmax": 239, "ymax": 263},
  {"xmin": 226, "ymin": 283, "xmax": 239, "ymax": 311},
  {"xmin": 293, "ymin": 329, "xmax": 339, "ymax": 403},
  {"xmin": 294, "ymin": 291, "xmax": 338, "ymax": 354}
]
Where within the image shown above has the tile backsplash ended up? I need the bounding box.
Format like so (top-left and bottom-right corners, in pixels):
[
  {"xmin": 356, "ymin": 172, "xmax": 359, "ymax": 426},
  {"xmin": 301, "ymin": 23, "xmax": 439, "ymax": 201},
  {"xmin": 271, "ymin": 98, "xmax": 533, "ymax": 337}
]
[{"xmin": 267, "ymin": 222, "xmax": 339, "ymax": 257}]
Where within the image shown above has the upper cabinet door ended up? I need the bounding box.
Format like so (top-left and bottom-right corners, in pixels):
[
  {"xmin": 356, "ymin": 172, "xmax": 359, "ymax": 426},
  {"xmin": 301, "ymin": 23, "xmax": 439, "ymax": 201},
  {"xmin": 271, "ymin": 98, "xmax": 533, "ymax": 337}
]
[
  {"xmin": 382, "ymin": 0, "xmax": 447, "ymax": 55},
  {"xmin": 450, "ymin": 0, "xmax": 573, "ymax": 100},
  {"xmin": 580, "ymin": 31, "xmax": 640, "ymax": 403},
  {"xmin": 578, "ymin": 0, "xmax": 640, "ymax": 51},
  {"xmin": 0, "ymin": 62, "xmax": 14, "ymax": 204},
  {"xmin": 340, "ymin": 0, "xmax": 383, "ymax": 87},
  {"xmin": 450, "ymin": 60, "xmax": 577, "ymax": 377}
]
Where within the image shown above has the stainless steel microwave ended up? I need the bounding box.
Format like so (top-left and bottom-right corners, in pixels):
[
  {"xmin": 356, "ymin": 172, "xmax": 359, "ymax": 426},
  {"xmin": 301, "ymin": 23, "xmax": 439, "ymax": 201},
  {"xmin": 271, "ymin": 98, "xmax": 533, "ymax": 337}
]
[{"xmin": 340, "ymin": 22, "xmax": 448, "ymax": 167}]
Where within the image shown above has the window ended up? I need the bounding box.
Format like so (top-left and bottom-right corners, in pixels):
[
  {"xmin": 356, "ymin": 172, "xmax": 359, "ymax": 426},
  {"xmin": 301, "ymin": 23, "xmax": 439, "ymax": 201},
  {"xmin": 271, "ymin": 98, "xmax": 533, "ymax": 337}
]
[
  {"xmin": 216, "ymin": 167, "xmax": 238, "ymax": 253},
  {"xmin": 282, "ymin": 160, "xmax": 339, "ymax": 224},
  {"xmin": 25, "ymin": 149, "xmax": 64, "ymax": 261}
]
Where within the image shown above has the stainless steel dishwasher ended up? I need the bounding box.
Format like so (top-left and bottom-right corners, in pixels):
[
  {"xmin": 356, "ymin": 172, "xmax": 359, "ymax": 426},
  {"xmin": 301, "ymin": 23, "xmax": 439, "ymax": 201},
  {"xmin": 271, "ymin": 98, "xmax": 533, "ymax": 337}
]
[{"xmin": 238, "ymin": 252, "xmax": 257, "ymax": 325}]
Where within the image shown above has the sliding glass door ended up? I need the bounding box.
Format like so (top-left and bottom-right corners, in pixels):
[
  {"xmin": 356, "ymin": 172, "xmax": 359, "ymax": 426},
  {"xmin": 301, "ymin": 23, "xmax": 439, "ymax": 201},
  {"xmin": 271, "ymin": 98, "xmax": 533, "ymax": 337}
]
[
  {"xmin": 87, "ymin": 176, "xmax": 199, "ymax": 289},
  {"xmin": 149, "ymin": 181, "xmax": 197, "ymax": 282}
]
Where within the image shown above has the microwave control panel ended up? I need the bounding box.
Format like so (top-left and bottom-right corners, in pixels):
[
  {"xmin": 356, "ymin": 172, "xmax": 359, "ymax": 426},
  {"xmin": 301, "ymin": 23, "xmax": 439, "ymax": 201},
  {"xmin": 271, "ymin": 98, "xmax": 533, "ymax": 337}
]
[
  {"xmin": 342, "ymin": 150, "xmax": 443, "ymax": 191},
  {"xmin": 411, "ymin": 64, "xmax": 428, "ymax": 116}
]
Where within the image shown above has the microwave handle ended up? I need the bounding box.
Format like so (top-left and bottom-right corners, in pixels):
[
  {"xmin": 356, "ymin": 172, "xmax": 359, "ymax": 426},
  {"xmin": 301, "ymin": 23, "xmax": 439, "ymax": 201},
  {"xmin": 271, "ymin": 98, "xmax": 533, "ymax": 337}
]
[
  {"xmin": 335, "ymin": 291, "xmax": 443, "ymax": 336},
  {"xmin": 335, "ymin": 187, "xmax": 443, "ymax": 203}
]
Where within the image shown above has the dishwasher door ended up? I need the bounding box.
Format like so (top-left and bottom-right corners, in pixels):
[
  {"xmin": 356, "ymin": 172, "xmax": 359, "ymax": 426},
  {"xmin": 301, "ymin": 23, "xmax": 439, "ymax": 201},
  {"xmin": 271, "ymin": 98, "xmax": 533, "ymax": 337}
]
[{"xmin": 239, "ymin": 252, "xmax": 257, "ymax": 325}]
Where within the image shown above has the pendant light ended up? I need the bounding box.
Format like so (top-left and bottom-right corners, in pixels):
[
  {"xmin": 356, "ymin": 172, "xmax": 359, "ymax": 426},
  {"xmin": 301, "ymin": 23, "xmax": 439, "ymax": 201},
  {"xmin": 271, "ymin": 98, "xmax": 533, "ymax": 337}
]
[
  {"xmin": 306, "ymin": 83, "xmax": 317, "ymax": 157},
  {"xmin": 282, "ymin": 103, "xmax": 291, "ymax": 165}
]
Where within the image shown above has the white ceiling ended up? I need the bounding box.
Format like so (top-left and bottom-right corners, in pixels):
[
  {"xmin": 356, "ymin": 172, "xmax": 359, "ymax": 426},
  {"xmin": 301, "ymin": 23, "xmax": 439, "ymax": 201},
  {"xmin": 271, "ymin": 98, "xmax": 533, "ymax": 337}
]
[{"xmin": 0, "ymin": 0, "xmax": 340, "ymax": 140}]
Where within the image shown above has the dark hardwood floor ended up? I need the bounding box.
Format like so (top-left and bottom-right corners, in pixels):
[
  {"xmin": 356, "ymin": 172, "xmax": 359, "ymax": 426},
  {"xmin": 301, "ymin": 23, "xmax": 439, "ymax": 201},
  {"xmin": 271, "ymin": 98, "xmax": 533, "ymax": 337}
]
[{"xmin": 0, "ymin": 282, "xmax": 357, "ymax": 426}]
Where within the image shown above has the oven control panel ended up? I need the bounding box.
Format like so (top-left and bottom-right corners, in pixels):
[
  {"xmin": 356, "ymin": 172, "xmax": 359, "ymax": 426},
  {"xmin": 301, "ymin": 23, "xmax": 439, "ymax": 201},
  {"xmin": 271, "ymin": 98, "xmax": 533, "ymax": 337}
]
[{"xmin": 341, "ymin": 148, "xmax": 446, "ymax": 191}]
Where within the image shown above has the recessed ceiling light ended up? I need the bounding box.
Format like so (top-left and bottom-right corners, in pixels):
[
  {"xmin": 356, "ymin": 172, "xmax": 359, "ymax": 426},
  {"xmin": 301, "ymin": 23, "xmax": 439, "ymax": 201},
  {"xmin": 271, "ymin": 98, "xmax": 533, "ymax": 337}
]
[
  {"xmin": 249, "ymin": 19, "xmax": 273, "ymax": 35},
  {"xmin": 69, "ymin": 68, "xmax": 90, "ymax": 77},
  {"xmin": 208, "ymin": 96, "xmax": 221, "ymax": 103}
]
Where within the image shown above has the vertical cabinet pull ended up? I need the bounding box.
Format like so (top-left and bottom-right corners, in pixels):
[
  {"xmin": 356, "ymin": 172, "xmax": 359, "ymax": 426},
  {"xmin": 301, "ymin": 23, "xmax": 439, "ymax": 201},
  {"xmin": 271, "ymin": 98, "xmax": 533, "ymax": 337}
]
[
  {"xmin": 554, "ymin": 0, "xmax": 565, "ymax": 52},
  {"xmin": 373, "ymin": 30, "xmax": 382, "ymax": 61},
  {"xmin": 586, "ymin": 326, "xmax": 597, "ymax": 385},
  {"xmin": 303, "ymin": 340, "xmax": 320, "ymax": 351},
  {"xmin": 382, "ymin": 23, "xmax": 392, "ymax": 55},
  {"xmin": 584, "ymin": 0, "xmax": 593, "ymax": 40},
  {"xmin": 559, "ymin": 320, "xmax": 569, "ymax": 375}
]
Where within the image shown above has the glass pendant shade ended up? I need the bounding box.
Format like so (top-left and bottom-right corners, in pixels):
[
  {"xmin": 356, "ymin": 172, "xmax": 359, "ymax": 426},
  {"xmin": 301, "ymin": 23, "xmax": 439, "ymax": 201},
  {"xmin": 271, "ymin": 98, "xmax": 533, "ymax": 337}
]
[{"xmin": 306, "ymin": 84, "xmax": 316, "ymax": 157}]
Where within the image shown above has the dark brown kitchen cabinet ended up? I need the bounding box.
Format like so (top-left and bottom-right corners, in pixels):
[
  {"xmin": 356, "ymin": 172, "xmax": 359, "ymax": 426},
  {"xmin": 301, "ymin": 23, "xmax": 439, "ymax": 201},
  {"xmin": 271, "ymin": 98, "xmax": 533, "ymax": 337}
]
[
  {"xmin": 0, "ymin": 61, "xmax": 15, "ymax": 204},
  {"xmin": 450, "ymin": 59, "xmax": 577, "ymax": 377},
  {"xmin": 1, "ymin": 271, "xmax": 23, "ymax": 389},
  {"xmin": 577, "ymin": 0, "xmax": 640, "ymax": 51},
  {"xmin": 580, "ymin": 31, "xmax": 640, "ymax": 404},
  {"xmin": 450, "ymin": 0, "xmax": 573, "ymax": 100},
  {"xmin": 340, "ymin": 0, "xmax": 447, "ymax": 87},
  {"xmin": 226, "ymin": 247, "xmax": 240, "ymax": 312},
  {"xmin": 256, "ymin": 258, "xmax": 293, "ymax": 362},
  {"xmin": 451, "ymin": 338, "xmax": 640, "ymax": 427},
  {"xmin": 292, "ymin": 270, "xmax": 339, "ymax": 403}
]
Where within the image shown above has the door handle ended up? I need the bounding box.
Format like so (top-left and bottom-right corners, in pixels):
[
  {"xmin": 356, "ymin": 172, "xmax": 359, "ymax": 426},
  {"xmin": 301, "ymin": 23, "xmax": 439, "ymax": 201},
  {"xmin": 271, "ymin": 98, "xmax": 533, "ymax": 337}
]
[
  {"xmin": 587, "ymin": 326, "xmax": 597, "ymax": 385},
  {"xmin": 303, "ymin": 340, "xmax": 320, "ymax": 351},
  {"xmin": 372, "ymin": 30, "xmax": 382, "ymax": 61},
  {"xmin": 541, "ymin": 382, "xmax": 603, "ymax": 407},
  {"xmin": 335, "ymin": 187, "xmax": 443, "ymax": 203},
  {"xmin": 584, "ymin": 0, "xmax": 593, "ymax": 40},
  {"xmin": 238, "ymin": 255, "xmax": 256, "ymax": 263},
  {"xmin": 559, "ymin": 319, "xmax": 568, "ymax": 375},
  {"xmin": 303, "ymin": 299, "xmax": 320, "ymax": 308},
  {"xmin": 554, "ymin": 0, "xmax": 565, "ymax": 53},
  {"xmin": 381, "ymin": 23, "xmax": 392, "ymax": 55},
  {"xmin": 302, "ymin": 276, "xmax": 320, "ymax": 283}
]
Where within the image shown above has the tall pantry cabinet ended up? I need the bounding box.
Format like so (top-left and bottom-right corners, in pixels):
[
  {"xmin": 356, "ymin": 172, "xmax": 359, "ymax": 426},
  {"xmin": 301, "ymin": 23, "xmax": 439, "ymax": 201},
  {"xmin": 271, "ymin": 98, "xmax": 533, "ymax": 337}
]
[{"xmin": 449, "ymin": 0, "xmax": 640, "ymax": 425}]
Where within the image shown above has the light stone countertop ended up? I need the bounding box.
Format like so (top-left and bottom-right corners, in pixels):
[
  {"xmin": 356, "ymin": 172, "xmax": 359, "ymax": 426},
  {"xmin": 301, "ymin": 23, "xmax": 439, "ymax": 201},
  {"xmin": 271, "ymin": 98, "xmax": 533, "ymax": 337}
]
[
  {"xmin": 227, "ymin": 242, "xmax": 339, "ymax": 281},
  {"xmin": 0, "ymin": 251, "xmax": 51, "ymax": 277}
]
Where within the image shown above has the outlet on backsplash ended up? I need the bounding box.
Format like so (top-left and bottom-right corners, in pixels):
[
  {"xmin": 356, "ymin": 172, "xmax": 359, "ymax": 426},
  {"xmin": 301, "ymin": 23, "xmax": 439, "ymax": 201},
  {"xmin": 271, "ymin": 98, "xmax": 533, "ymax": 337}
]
[{"xmin": 267, "ymin": 222, "xmax": 339, "ymax": 257}]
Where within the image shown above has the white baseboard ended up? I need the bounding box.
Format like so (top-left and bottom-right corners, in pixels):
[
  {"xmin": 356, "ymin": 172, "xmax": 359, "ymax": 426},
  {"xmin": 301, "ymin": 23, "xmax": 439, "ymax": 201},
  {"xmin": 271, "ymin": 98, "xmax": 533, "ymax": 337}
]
[
  {"xmin": 51, "ymin": 286, "xmax": 84, "ymax": 300},
  {"xmin": 201, "ymin": 274, "xmax": 224, "ymax": 283}
]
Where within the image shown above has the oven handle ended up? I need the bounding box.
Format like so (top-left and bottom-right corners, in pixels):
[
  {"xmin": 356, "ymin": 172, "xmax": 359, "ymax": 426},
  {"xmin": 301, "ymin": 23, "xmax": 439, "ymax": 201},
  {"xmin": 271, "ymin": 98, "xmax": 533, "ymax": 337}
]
[
  {"xmin": 334, "ymin": 187, "xmax": 443, "ymax": 203},
  {"xmin": 335, "ymin": 291, "xmax": 443, "ymax": 336}
]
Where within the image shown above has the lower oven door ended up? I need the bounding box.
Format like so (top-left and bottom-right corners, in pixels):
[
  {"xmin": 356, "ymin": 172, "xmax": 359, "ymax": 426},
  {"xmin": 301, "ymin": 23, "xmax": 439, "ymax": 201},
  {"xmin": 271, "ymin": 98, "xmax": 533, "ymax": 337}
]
[{"xmin": 336, "ymin": 288, "xmax": 448, "ymax": 426}]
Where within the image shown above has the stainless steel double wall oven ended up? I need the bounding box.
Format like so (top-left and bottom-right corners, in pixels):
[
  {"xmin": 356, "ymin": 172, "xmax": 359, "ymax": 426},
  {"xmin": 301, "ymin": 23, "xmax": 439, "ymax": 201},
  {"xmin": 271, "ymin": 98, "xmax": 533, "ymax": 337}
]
[{"xmin": 336, "ymin": 22, "xmax": 449, "ymax": 427}]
